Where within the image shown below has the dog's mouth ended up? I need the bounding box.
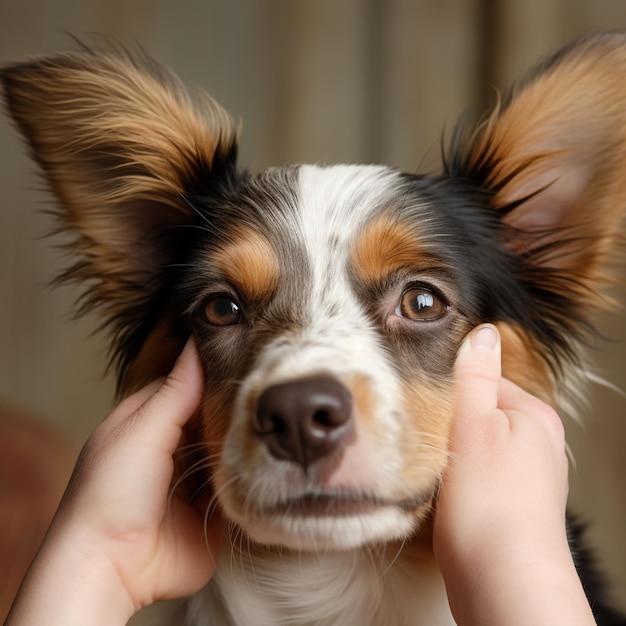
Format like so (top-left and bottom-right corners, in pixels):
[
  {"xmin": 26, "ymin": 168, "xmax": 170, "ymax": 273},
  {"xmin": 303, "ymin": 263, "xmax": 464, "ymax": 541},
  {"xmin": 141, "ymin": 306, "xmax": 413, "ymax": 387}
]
[
  {"xmin": 264, "ymin": 490, "xmax": 434, "ymax": 518},
  {"xmin": 227, "ymin": 488, "xmax": 437, "ymax": 550}
]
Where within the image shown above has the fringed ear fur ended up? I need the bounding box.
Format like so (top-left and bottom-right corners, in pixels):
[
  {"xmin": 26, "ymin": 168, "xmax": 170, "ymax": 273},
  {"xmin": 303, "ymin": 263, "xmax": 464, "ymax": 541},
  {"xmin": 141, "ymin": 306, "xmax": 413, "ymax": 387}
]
[
  {"xmin": 451, "ymin": 32, "xmax": 626, "ymax": 284},
  {"xmin": 449, "ymin": 33, "xmax": 626, "ymax": 374},
  {"xmin": 0, "ymin": 44, "xmax": 239, "ymax": 393}
]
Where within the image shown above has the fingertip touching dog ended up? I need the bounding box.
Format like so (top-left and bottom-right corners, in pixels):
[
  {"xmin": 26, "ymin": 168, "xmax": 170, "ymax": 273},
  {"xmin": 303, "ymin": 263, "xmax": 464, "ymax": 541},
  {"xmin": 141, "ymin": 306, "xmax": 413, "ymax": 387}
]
[{"xmin": 2, "ymin": 32, "xmax": 626, "ymax": 625}]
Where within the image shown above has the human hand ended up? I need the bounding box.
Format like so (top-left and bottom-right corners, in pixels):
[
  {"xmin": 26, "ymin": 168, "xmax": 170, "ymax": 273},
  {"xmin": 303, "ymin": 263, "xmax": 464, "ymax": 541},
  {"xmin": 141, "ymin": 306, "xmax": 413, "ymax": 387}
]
[
  {"xmin": 7, "ymin": 339, "xmax": 222, "ymax": 625},
  {"xmin": 434, "ymin": 324, "xmax": 568, "ymax": 565},
  {"xmin": 433, "ymin": 325, "xmax": 594, "ymax": 626}
]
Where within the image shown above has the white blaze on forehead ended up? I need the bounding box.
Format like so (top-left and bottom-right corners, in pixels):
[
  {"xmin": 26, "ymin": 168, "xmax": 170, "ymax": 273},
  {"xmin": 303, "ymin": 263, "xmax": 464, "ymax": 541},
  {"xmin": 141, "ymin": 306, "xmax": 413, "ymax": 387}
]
[
  {"xmin": 229, "ymin": 163, "xmax": 407, "ymax": 442},
  {"xmin": 296, "ymin": 164, "xmax": 402, "ymax": 297},
  {"xmin": 229, "ymin": 163, "xmax": 408, "ymax": 433},
  {"xmin": 244, "ymin": 163, "xmax": 407, "ymax": 384}
]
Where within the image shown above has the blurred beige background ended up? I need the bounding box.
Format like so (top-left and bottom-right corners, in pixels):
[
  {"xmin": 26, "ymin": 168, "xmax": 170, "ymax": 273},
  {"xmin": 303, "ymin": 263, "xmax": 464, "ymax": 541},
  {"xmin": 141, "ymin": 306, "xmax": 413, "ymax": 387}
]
[{"xmin": 0, "ymin": 0, "xmax": 625, "ymax": 612}]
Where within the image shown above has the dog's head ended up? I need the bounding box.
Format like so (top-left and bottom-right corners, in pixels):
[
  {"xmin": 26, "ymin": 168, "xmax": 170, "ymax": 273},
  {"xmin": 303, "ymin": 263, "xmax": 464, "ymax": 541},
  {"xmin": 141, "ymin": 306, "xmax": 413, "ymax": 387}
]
[{"xmin": 2, "ymin": 34, "xmax": 625, "ymax": 550}]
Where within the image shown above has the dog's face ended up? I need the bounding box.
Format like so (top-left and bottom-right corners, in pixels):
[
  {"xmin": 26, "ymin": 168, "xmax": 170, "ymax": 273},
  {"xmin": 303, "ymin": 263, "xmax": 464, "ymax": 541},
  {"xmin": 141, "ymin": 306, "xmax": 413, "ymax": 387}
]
[
  {"xmin": 186, "ymin": 164, "xmax": 475, "ymax": 548},
  {"xmin": 2, "ymin": 34, "xmax": 625, "ymax": 551}
]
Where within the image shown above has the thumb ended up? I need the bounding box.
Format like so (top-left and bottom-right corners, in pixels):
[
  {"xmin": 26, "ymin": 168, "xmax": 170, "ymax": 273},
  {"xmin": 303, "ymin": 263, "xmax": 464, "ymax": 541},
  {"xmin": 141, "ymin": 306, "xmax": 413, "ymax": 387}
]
[
  {"xmin": 153, "ymin": 338, "xmax": 204, "ymax": 425},
  {"xmin": 454, "ymin": 324, "xmax": 502, "ymax": 422},
  {"xmin": 140, "ymin": 338, "xmax": 205, "ymax": 430}
]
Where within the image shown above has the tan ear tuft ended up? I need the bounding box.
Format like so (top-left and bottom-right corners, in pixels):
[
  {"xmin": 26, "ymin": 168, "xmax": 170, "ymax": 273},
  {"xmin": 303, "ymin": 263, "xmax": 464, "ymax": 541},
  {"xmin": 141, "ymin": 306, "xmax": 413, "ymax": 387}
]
[{"xmin": 1, "ymin": 44, "xmax": 237, "ymax": 236}]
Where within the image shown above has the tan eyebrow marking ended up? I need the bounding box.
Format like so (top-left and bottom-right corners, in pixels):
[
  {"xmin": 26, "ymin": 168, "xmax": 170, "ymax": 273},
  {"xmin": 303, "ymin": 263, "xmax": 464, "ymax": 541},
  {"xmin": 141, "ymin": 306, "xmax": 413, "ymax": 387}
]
[
  {"xmin": 350, "ymin": 215, "xmax": 433, "ymax": 285},
  {"xmin": 212, "ymin": 228, "xmax": 281, "ymax": 301}
]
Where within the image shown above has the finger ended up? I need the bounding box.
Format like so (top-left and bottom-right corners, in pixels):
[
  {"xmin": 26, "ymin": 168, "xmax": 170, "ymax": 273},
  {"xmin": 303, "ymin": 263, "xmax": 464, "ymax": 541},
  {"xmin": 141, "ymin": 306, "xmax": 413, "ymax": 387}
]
[
  {"xmin": 105, "ymin": 378, "xmax": 165, "ymax": 427},
  {"xmin": 454, "ymin": 324, "xmax": 502, "ymax": 421},
  {"xmin": 498, "ymin": 378, "xmax": 565, "ymax": 442},
  {"xmin": 159, "ymin": 499, "xmax": 226, "ymax": 600},
  {"xmin": 139, "ymin": 337, "xmax": 205, "ymax": 430},
  {"xmin": 497, "ymin": 377, "xmax": 543, "ymax": 411},
  {"xmin": 99, "ymin": 338, "xmax": 200, "ymax": 432},
  {"xmin": 74, "ymin": 339, "xmax": 205, "ymax": 501},
  {"xmin": 96, "ymin": 338, "xmax": 203, "ymax": 461}
]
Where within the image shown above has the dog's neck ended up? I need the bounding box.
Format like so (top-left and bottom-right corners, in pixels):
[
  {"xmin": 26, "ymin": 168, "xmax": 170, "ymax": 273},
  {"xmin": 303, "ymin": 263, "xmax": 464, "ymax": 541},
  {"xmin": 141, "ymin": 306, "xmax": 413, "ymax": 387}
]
[{"xmin": 182, "ymin": 526, "xmax": 455, "ymax": 626}]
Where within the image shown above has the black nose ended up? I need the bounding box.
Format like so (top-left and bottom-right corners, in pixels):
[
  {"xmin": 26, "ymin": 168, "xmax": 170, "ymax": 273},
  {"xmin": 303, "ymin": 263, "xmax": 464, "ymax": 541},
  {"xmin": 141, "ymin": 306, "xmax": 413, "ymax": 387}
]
[{"xmin": 253, "ymin": 376, "xmax": 354, "ymax": 470}]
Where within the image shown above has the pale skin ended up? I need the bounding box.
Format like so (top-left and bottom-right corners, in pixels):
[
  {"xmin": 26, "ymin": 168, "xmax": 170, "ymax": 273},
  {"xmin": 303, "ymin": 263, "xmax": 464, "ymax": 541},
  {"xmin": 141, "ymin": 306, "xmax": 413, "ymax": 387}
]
[
  {"xmin": 6, "ymin": 327, "xmax": 597, "ymax": 626},
  {"xmin": 434, "ymin": 325, "xmax": 596, "ymax": 626}
]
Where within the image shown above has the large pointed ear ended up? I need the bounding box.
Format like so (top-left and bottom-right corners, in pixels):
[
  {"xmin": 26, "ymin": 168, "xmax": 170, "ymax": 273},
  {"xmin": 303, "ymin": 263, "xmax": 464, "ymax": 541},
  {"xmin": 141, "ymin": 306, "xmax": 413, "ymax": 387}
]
[
  {"xmin": 0, "ymin": 45, "xmax": 239, "ymax": 391},
  {"xmin": 451, "ymin": 32, "xmax": 626, "ymax": 278},
  {"xmin": 451, "ymin": 36, "xmax": 626, "ymax": 314},
  {"xmin": 447, "ymin": 33, "xmax": 626, "ymax": 398}
]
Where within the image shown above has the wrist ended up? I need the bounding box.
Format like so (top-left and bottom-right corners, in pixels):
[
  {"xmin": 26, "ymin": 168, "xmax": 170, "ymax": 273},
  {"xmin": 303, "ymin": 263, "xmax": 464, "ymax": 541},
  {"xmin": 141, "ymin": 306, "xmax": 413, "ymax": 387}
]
[
  {"xmin": 442, "ymin": 535, "xmax": 596, "ymax": 626},
  {"xmin": 437, "ymin": 510, "xmax": 570, "ymax": 577},
  {"xmin": 6, "ymin": 521, "xmax": 137, "ymax": 626}
]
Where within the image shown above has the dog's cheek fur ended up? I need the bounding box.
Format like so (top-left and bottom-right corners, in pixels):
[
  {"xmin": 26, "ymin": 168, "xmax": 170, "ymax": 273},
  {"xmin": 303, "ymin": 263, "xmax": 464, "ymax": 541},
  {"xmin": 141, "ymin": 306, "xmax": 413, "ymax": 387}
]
[
  {"xmin": 496, "ymin": 322, "xmax": 556, "ymax": 404},
  {"xmin": 200, "ymin": 386, "xmax": 236, "ymax": 470},
  {"xmin": 122, "ymin": 319, "xmax": 185, "ymax": 392},
  {"xmin": 382, "ymin": 327, "xmax": 464, "ymax": 492},
  {"xmin": 384, "ymin": 320, "xmax": 471, "ymax": 508},
  {"xmin": 399, "ymin": 377, "xmax": 454, "ymax": 494}
]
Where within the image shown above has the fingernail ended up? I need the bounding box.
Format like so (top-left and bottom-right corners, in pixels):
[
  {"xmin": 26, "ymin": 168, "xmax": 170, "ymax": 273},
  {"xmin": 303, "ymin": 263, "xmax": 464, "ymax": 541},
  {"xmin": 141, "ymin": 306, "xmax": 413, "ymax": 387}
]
[{"xmin": 471, "ymin": 325, "xmax": 499, "ymax": 350}]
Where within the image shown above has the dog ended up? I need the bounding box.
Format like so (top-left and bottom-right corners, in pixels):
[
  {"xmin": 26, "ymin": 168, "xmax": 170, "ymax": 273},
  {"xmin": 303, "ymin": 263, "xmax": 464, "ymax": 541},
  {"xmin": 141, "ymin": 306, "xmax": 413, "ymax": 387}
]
[{"xmin": 2, "ymin": 32, "xmax": 626, "ymax": 626}]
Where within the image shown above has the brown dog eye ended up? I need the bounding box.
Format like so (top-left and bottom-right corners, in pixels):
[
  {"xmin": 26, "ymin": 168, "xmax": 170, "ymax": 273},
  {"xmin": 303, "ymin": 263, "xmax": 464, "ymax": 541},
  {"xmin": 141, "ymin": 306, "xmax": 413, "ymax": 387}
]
[
  {"xmin": 203, "ymin": 296, "xmax": 243, "ymax": 326},
  {"xmin": 399, "ymin": 287, "xmax": 448, "ymax": 321}
]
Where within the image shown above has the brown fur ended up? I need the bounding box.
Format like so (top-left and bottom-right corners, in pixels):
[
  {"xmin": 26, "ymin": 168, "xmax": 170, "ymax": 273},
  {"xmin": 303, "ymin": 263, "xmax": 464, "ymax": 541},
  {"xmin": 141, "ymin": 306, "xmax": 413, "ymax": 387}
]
[
  {"xmin": 457, "ymin": 33, "xmax": 626, "ymax": 283},
  {"xmin": 209, "ymin": 229, "xmax": 281, "ymax": 305},
  {"xmin": 351, "ymin": 215, "xmax": 443, "ymax": 286}
]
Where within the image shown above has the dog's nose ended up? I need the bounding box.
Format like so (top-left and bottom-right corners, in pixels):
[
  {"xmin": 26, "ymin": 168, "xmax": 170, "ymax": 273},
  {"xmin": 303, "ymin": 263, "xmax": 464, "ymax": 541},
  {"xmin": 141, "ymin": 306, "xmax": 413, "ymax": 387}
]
[{"xmin": 253, "ymin": 376, "xmax": 354, "ymax": 470}]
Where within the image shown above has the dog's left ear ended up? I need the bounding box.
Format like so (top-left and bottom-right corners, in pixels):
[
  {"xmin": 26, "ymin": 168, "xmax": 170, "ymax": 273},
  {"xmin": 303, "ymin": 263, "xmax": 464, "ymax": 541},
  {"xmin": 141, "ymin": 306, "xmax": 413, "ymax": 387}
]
[
  {"xmin": 1, "ymin": 45, "xmax": 238, "ymax": 392},
  {"xmin": 451, "ymin": 32, "xmax": 626, "ymax": 292}
]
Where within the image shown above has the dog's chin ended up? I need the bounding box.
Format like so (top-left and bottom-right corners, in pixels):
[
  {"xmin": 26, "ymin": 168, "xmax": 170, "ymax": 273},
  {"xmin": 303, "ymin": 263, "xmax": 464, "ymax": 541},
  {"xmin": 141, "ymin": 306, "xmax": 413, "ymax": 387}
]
[{"xmin": 226, "ymin": 495, "xmax": 432, "ymax": 551}]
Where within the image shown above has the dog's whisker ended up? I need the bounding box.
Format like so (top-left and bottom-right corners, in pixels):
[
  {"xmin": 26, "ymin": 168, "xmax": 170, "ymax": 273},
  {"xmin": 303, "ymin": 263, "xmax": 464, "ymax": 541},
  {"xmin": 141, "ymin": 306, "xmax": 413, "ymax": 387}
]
[
  {"xmin": 167, "ymin": 462, "xmax": 212, "ymax": 509},
  {"xmin": 173, "ymin": 441, "xmax": 213, "ymax": 459},
  {"xmin": 380, "ymin": 539, "xmax": 407, "ymax": 579},
  {"xmin": 168, "ymin": 223, "xmax": 214, "ymax": 235},
  {"xmin": 179, "ymin": 192, "xmax": 215, "ymax": 228}
]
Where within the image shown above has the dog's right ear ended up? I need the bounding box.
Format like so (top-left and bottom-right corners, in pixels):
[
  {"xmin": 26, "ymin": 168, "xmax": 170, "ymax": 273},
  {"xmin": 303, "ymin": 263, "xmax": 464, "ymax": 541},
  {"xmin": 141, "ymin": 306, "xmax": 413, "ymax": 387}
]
[{"xmin": 1, "ymin": 46, "xmax": 238, "ymax": 390}]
